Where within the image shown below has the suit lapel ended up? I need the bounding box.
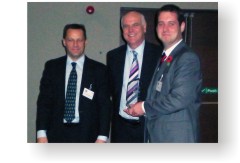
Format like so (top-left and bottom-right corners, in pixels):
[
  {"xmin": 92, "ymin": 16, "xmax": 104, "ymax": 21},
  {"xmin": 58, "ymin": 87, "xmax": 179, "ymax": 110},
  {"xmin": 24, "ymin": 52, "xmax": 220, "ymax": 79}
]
[
  {"xmin": 78, "ymin": 56, "xmax": 94, "ymax": 111},
  {"xmin": 115, "ymin": 46, "xmax": 127, "ymax": 98},
  {"xmin": 141, "ymin": 43, "xmax": 153, "ymax": 79},
  {"xmin": 54, "ymin": 56, "xmax": 67, "ymax": 115},
  {"xmin": 139, "ymin": 42, "xmax": 160, "ymax": 100},
  {"xmin": 80, "ymin": 56, "xmax": 89, "ymax": 96},
  {"xmin": 169, "ymin": 41, "xmax": 186, "ymax": 59},
  {"xmin": 56, "ymin": 56, "xmax": 67, "ymax": 113},
  {"xmin": 158, "ymin": 41, "xmax": 186, "ymax": 76},
  {"xmin": 141, "ymin": 42, "xmax": 160, "ymax": 80}
]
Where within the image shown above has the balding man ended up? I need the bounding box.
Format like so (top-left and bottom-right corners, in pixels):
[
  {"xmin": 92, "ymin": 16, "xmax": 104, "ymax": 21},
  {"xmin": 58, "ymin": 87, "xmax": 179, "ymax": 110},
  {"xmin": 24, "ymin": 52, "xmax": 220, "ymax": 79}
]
[{"xmin": 107, "ymin": 11, "xmax": 162, "ymax": 143}]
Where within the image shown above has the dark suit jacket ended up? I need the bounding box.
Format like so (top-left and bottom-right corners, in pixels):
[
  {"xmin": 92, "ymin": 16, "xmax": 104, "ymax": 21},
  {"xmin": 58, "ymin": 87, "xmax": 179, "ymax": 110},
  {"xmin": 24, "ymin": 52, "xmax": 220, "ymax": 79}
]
[
  {"xmin": 36, "ymin": 55, "xmax": 111, "ymax": 143},
  {"xmin": 107, "ymin": 41, "xmax": 162, "ymax": 141},
  {"xmin": 144, "ymin": 41, "xmax": 202, "ymax": 143}
]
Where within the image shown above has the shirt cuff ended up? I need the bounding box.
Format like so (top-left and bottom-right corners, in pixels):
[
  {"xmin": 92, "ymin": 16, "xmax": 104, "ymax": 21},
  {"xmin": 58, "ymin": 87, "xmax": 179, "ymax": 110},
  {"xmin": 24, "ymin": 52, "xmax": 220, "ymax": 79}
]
[
  {"xmin": 97, "ymin": 135, "xmax": 108, "ymax": 142},
  {"xmin": 141, "ymin": 102, "xmax": 146, "ymax": 114},
  {"xmin": 37, "ymin": 130, "xmax": 47, "ymax": 138}
]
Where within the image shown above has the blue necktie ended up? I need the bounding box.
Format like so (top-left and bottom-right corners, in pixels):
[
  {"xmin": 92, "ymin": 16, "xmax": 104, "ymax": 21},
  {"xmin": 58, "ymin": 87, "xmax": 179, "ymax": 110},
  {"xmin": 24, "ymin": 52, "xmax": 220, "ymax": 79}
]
[
  {"xmin": 64, "ymin": 62, "xmax": 77, "ymax": 123},
  {"xmin": 126, "ymin": 51, "xmax": 139, "ymax": 107}
]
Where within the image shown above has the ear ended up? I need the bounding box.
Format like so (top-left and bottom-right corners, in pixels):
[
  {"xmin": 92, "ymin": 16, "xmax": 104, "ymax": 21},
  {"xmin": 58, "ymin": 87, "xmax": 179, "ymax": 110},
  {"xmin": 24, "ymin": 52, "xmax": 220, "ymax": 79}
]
[
  {"xmin": 62, "ymin": 39, "xmax": 66, "ymax": 47},
  {"xmin": 143, "ymin": 23, "xmax": 147, "ymax": 33},
  {"xmin": 180, "ymin": 21, "xmax": 185, "ymax": 33}
]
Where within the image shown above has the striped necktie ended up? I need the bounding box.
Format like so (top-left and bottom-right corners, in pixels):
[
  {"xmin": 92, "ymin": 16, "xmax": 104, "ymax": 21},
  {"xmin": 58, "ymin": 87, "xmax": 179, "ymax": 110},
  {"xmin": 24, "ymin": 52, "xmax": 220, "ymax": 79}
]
[
  {"xmin": 126, "ymin": 51, "xmax": 139, "ymax": 107},
  {"xmin": 64, "ymin": 62, "xmax": 77, "ymax": 123}
]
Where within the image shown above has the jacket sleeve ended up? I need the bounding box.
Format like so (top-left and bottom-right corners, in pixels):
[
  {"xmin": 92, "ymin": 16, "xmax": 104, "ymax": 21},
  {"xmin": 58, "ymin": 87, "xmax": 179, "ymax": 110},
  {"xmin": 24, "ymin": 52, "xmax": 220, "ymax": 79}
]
[
  {"xmin": 36, "ymin": 61, "xmax": 54, "ymax": 131},
  {"xmin": 96, "ymin": 65, "xmax": 112, "ymax": 137}
]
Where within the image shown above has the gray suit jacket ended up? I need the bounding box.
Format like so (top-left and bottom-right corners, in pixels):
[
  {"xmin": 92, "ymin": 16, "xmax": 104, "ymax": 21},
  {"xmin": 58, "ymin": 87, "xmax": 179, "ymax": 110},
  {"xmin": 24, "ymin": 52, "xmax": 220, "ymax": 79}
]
[{"xmin": 144, "ymin": 41, "xmax": 202, "ymax": 143}]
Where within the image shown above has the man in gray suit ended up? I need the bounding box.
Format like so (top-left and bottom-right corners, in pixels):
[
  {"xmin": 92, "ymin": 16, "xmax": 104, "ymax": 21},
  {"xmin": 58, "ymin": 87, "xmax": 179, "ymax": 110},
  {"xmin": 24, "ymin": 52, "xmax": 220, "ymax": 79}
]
[{"xmin": 124, "ymin": 4, "xmax": 202, "ymax": 143}]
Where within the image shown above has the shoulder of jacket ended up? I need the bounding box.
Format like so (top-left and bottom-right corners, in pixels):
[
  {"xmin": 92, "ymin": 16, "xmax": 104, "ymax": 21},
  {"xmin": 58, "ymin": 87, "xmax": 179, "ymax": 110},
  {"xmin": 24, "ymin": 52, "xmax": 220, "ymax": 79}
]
[
  {"xmin": 45, "ymin": 55, "xmax": 66, "ymax": 65},
  {"xmin": 107, "ymin": 44, "xmax": 126, "ymax": 55},
  {"xmin": 85, "ymin": 56, "xmax": 106, "ymax": 69}
]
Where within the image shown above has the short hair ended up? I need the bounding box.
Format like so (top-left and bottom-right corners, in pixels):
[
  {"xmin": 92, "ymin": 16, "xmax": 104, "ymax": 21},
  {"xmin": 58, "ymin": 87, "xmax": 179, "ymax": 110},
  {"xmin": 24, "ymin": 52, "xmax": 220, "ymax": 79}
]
[
  {"xmin": 63, "ymin": 24, "xmax": 87, "ymax": 39},
  {"xmin": 156, "ymin": 4, "xmax": 185, "ymax": 25},
  {"xmin": 120, "ymin": 11, "xmax": 146, "ymax": 28}
]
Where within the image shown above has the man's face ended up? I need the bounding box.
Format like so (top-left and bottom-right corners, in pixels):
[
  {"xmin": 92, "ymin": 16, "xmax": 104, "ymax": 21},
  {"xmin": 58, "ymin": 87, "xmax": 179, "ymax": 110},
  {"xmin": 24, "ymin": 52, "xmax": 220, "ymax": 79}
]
[
  {"xmin": 156, "ymin": 11, "xmax": 185, "ymax": 49},
  {"xmin": 122, "ymin": 12, "xmax": 146, "ymax": 49},
  {"xmin": 63, "ymin": 29, "xmax": 87, "ymax": 61}
]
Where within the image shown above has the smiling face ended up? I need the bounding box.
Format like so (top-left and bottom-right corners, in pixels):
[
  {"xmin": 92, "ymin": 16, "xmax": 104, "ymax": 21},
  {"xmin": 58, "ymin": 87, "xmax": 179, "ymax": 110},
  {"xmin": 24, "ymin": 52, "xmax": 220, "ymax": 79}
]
[
  {"xmin": 121, "ymin": 11, "xmax": 146, "ymax": 49},
  {"xmin": 63, "ymin": 29, "xmax": 87, "ymax": 61},
  {"xmin": 156, "ymin": 11, "xmax": 185, "ymax": 50}
]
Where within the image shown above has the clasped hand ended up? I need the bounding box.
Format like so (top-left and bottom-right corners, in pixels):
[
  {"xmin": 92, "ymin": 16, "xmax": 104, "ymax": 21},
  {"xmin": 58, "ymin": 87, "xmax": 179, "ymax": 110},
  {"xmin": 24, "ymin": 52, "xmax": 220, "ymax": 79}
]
[{"xmin": 123, "ymin": 101, "xmax": 144, "ymax": 117}]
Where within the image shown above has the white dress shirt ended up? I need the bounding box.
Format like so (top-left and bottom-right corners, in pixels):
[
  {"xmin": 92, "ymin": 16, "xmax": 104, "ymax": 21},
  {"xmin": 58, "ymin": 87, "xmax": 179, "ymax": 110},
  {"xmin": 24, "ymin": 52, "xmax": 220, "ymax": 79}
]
[{"xmin": 119, "ymin": 40, "xmax": 145, "ymax": 120}]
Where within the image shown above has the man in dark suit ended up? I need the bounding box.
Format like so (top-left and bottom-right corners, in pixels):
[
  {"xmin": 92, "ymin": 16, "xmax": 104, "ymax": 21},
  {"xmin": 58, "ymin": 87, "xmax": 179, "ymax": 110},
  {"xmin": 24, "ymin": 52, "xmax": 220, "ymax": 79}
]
[
  {"xmin": 125, "ymin": 4, "xmax": 202, "ymax": 142},
  {"xmin": 36, "ymin": 24, "xmax": 111, "ymax": 143},
  {"xmin": 107, "ymin": 11, "xmax": 162, "ymax": 143}
]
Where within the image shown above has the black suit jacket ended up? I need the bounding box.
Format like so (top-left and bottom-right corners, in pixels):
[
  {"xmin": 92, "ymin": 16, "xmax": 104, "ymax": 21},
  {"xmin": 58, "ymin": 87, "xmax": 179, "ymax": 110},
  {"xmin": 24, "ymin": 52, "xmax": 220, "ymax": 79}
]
[
  {"xmin": 36, "ymin": 55, "xmax": 111, "ymax": 143},
  {"xmin": 107, "ymin": 41, "xmax": 162, "ymax": 141}
]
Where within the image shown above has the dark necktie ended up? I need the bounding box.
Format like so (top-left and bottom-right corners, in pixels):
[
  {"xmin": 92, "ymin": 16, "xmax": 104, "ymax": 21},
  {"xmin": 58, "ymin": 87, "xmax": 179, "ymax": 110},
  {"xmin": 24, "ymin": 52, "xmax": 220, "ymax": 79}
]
[
  {"xmin": 157, "ymin": 52, "xmax": 166, "ymax": 71},
  {"xmin": 126, "ymin": 51, "xmax": 139, "ymax": 107},
  {"xmin": 160, "ymin": 52, "xmax": 166, "ymax": 63},
  {"xmin": 64, "ymin": 62, "xmax": 77, "ymax": 123}
]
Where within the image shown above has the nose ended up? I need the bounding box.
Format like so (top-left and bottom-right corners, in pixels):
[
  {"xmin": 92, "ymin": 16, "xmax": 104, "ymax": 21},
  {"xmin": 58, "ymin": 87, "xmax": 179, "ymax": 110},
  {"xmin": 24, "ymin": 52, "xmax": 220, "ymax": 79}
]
[
  {"xmin": 163, "ymin": 24, "xmax": 169, "ymax": 32},
  {"xmin": 128, "ymin": 25, "xmax": 134, "ymax": 32},
  {"xmin": 73, "ymin": 40, "xmax": 78, "ymax": 47}
]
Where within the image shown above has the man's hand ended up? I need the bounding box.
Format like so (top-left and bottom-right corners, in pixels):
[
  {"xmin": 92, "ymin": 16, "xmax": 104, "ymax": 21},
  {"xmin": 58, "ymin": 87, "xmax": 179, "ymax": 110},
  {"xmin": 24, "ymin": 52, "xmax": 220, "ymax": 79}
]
[
  {"xmin": 37, "ymin": 137, "xmax": 48, "ymax": 143},
  {"xmin": 124, "ymin": 102, "xmax": 144, "ymax": 117},
  {"xmin": 95, "ymin": 139, "xmax": 106, "ymax": 143}
]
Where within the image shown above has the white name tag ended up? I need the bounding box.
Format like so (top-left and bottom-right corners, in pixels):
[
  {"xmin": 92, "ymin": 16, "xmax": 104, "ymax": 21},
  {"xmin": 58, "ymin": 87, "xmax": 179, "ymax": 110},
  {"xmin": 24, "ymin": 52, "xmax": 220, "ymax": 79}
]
[
  {"xmin": 156, "ymin": 81, "xmax": 162, "ymax": 92},
  {"xmin": 82, "ymin": 88, "xmax": 94, "ymax": 100}
]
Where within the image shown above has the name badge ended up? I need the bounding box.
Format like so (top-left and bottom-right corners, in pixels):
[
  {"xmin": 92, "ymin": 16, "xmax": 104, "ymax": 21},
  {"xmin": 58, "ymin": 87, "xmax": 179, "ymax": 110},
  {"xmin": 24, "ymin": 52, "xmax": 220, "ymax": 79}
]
[
  {"xmin": 156, "ymin": 81, "xmax": 162, "ymax": 92},
  {"xmin": 82, "ymin": 88, "xmax": 94, "ymax": 100}
]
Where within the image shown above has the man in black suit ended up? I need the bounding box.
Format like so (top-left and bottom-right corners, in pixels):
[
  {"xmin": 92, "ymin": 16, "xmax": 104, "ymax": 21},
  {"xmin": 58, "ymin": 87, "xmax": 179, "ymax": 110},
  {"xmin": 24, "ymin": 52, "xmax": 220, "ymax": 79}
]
[
  {"xmin": 107, "ymin": 11, "xmax": 162, "ymax": 143},
  {"xmin": 36, "ymin": 24, "xmax": 112, "ymax": 143}
]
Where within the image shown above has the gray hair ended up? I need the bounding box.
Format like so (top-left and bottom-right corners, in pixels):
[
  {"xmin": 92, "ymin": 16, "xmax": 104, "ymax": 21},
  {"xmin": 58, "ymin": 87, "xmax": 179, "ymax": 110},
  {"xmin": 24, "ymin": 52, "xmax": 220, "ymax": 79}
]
[{"xmin": 121, "ymin": 11, "xmax": 146, "ymax": 28}]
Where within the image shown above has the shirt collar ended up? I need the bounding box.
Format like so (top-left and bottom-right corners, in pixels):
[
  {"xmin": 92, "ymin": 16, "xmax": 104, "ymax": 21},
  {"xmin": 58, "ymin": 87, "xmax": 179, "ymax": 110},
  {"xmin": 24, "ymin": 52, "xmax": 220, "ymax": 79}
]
[
  {"xmin": 127, "ymin": 40, "xmax": 145, "ymax": 56},
  {"xmin": 67, "ymin": 54, "xmax": 85, "ymax": 68},
  {"xmin": 163, "ymin": 39, "xmax": 183, "ymax": 57}
]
